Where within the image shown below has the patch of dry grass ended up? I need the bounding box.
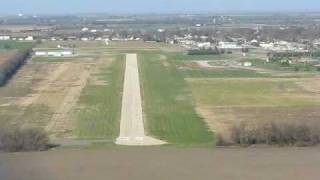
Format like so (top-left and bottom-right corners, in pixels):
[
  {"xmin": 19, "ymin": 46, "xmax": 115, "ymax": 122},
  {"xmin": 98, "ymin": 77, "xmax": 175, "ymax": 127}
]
[{"xmin": 216, "ymin": 119, "xmax": 320, "ymax": 146}]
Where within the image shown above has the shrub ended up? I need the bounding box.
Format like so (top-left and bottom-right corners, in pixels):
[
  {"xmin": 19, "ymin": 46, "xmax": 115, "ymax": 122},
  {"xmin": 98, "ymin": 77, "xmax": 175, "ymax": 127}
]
[
  {"xmin": 0, "ymin": 126, "xmax": 49, "ymax": 152},
  {"xmin": 0, "ymin": 49, "xmax": 31, "ymax": 86},
  {"xmin": 216, "ymin": 120, "xmax": 320, "ymax": 147},
  {"xmin": 187, "ymin": 48, "xmax": 220, "ymax": 55}
]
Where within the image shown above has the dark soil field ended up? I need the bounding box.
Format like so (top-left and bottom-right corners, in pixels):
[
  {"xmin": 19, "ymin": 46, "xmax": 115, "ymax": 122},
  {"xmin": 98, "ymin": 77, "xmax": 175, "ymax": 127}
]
[{"xmin": 1, "ymin": 147, "xmax": 320, "ymax": 180}]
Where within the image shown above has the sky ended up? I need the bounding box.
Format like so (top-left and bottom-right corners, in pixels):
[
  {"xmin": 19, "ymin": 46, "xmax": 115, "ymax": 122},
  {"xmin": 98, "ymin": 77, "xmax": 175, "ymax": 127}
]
[{"xmin": 0, "ymin": 0, "xmax": 319, "ymax": 14}]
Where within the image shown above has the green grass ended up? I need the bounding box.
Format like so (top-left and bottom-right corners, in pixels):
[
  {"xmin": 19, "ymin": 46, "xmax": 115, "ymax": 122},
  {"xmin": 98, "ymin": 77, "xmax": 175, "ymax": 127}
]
[
  {"xmin": 0, "ymin": 41, "xmax": 32, "ymax": 49},
  {"xmin": 189, "ymin": 79, "xmax": 320, "ymax": 107},
  {"xmin": 75, "ymin": 55, "xmax": 124, "ymax": 139},
  {"xmin": 180, "ymin": 68, "xmax": 268, "ymax": 78},
  {"xmin": 139, "ymin": 52, "xmax": 213, "ymax": 145}
]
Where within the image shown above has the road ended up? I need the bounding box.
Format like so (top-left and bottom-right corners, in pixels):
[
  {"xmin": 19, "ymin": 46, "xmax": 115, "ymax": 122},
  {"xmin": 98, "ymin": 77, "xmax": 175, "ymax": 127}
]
[{"xmin": 116, "ymin": 54, "xmax": 165, "ymax": 146}]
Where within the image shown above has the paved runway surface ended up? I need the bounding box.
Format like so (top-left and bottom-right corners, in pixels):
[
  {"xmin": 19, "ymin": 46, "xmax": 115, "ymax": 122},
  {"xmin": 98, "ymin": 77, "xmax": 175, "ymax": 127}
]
[{"xmin": 116, "ymin": 54, "xmax": 165, "ymax": 145}]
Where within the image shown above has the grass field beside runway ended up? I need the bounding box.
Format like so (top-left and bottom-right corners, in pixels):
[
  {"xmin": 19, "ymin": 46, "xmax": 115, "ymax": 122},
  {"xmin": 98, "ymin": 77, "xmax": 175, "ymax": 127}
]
[
  {"xmin": 139, "ymin": 52, "xmax": 213, "ymax": 145},
  {"xmin": 75, "ymin": 55, "xmax": 125, "ymax": 139}
]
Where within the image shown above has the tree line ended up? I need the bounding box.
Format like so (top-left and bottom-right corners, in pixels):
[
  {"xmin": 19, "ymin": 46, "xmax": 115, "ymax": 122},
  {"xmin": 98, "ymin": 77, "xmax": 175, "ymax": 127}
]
[{"xmin": 0, "ymin": 49, "xmax": 31, "ymax": 86}]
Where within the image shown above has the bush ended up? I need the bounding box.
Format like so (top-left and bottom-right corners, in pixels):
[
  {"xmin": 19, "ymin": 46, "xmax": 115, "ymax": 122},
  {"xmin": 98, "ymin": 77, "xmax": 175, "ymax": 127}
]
[
  {"xmin": 216, "ymin": 120, "xmax": 320, "ymax": 147},
  {"xmin": 187, "ymin": 48, "xmax": 220, "ymax": 55},
  {"xmin": 0, "ymin": 126, "xmax": 49, "ymax": 152},
  {"xmin": 0, "ymin": 49, "xmax": 31, "ymax": 86}
]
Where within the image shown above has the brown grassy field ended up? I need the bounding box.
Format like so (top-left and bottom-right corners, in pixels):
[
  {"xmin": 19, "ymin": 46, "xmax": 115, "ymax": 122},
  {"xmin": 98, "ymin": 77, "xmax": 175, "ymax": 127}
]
[
  {"xmin": 0, "ymin": 41, "xmax": 118, "ymax": 139},
  {"xmin": 0, "ymin": 58, "xmax": 95, "ymax": 137},
  {"xmin": 187, "ymin": 77, "xmax": 320, "ymax": 145}
]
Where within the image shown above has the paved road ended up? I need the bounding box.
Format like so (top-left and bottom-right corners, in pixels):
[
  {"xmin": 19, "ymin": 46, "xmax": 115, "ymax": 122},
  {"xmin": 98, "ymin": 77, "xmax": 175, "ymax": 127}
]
[
  {"xmin": 1, "ymin": 147, "xmax": 320, "ymax": 180},
  {"xmin": 116, "ymin": 54, "xmax": 165, "ymax": 146}
]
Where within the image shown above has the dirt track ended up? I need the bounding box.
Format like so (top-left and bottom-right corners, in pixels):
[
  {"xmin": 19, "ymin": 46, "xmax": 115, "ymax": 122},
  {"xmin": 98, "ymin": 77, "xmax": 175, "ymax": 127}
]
[
  {"xmin": 116, "ymin": 54, "xmax": 165, "ymax": 145},
  {"xmin": 1, "ymin": 147, "xmax": 320, "ymax": 180}
]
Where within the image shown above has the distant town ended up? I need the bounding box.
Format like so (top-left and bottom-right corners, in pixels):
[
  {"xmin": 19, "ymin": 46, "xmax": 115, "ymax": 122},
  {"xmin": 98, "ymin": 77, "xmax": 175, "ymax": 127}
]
[{"xmin": 1, "ymin": 13, "xmax": 320, "ymax": 67}]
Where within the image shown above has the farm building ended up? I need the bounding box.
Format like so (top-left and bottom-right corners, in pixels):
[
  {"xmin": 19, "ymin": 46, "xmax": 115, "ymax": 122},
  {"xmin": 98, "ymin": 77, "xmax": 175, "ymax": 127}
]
[
  {"xmin": 218, "ymin": 41, "xmax": 242, "ymax": 50},
  {"xmin": 0, "ymin": 36, "xmax": 11, "ymax": 40},
  {"xmin": 34, "ymin": 50, "xmax": 74, "ymax": 57}
]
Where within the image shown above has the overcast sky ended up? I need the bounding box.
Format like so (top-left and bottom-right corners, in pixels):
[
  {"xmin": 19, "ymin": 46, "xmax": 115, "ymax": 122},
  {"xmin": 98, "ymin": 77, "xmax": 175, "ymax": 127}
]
[{"xmin": 0, "ymin": 0, "xmax": 319, "ymax": 14}]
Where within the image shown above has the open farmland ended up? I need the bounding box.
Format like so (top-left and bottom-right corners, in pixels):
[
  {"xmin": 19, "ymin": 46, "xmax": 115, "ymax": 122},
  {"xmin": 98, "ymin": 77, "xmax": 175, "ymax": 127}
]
[
  {"xmin": 0, "ymin": 40, "xmax": 125, "ymax": 143},
  {"xmin": 170, "ymin": 49, "xmax": 320, "ymax": 145},
  {"xmin": 0, "ymin": 40, "xmax": 205, "ymax": 146},
  {"xmin": 1, "ymin": 39, "xmax": 319, "ymax": 147}
]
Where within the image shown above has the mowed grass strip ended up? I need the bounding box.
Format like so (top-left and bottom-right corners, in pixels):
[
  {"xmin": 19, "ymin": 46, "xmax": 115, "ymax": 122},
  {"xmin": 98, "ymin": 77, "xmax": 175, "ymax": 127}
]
[
  {"xmin": 76, "ymin": 55, "xmax": 124, "ymax": 139},
  {"xmin": 0, "ymin": 41, "xmax": 33, "ymax": 50},
  {"xmin": 139, "ymin": 52, "xmax": 213, "ymax": 145},
  {"xmin": 188, "ymin": 78, "xmax": 320, "ymax": 107}
]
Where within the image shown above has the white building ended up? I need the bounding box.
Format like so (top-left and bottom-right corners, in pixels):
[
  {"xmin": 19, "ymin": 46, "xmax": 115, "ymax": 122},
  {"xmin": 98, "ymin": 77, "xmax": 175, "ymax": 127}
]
[
  {"xmin": 243, "ymin": 62, "xmax": 252, "ymax": 67},
  {"xmin": 260, "ymin": 42, "xmax": 274, "ymax": 50},
  {"xmin": 25, "ymin": 36, "xmax": 34, "ymax": 41},
  {"xmin": 81, "ymin": 37, "xmax": 89, "ymax": 41},
  {"xmin": 218, "ymin": 41, "xmax": 242, "ymax": 49},
  {"xmin": 82, "ymin": 27, "xmax": 89, "ymax": 32},
  {"xmin": 35, "ymin": 51, "xmax": 47, "ymax": 56},
  {"xmin": 197, "ymin": 42, "xmax": 211, "ymax": 49},
  {"xmin": 34, "ymin": 50, "xmax": 73, "ymax": 57},
  {"xmin": 0, "ymin": 36, "xmax": 10, "ymax": 40}
]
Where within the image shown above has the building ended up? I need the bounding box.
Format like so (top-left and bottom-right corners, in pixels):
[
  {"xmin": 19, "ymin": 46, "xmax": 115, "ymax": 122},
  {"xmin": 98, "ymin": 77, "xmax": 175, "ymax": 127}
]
[
  {"xmin": 218, "ymin": 41, "xmax": 242, "ymax": 50},
  {"xmin": 243, "ymin": 62, "xmax": 252, "ymax": 67},
  {"xmin": 260, "ymin": 42, "xmax": 274, "ymax": 50},
  {"xmin": 81, "ymin": 37, "xmax": 89, "ymax": 41},
  {"xmin": 25, "ymin": 36, "xmax": 34, "ymax": 41},
  {"xmin": 82, "ymin": 27, "xmax": 89, "ymax": 32},
  {"xmin": 34, "ymin": 50, "xmax": 74, "ymax": 57},
  {"xmin": 0, "ymin": 35, "xmax": 10, "ymax": 40},
  {"xmin": 197, "ymin": 42, "xmax": 211, "ymax": 49}
]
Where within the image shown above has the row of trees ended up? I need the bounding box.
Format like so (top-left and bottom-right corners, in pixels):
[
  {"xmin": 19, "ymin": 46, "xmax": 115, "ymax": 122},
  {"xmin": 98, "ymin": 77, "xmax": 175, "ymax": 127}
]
[
  {"xmin": 268, "ymin": 51, "xmax": 320, "ymax": 61},
  {"xmin": 0, "ymin": 49, "xmax": 31, "ymax": 86}
]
